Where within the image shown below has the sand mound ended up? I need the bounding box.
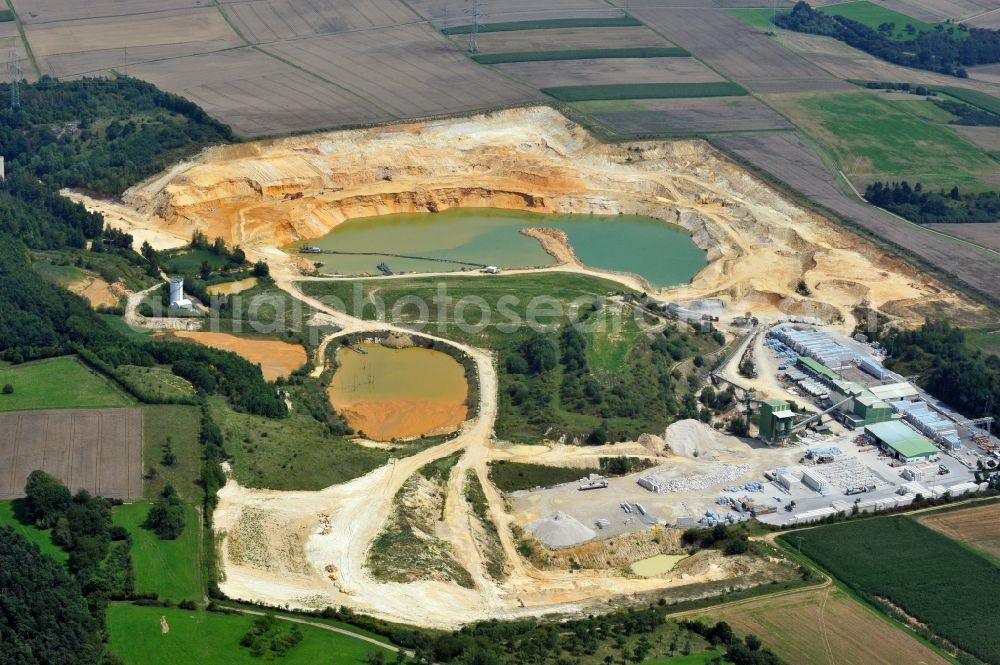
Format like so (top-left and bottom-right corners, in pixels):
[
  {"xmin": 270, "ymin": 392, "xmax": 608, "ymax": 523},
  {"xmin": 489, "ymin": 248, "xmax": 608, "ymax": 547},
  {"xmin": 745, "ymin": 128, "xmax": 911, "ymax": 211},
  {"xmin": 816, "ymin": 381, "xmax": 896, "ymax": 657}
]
[
  {"xmin": 526, "ymin": 511, "xmax": 596, "ymax": 549},
  {"xmin": 664, "ymin": 419, "xmax": 737, "ymax": 459}
]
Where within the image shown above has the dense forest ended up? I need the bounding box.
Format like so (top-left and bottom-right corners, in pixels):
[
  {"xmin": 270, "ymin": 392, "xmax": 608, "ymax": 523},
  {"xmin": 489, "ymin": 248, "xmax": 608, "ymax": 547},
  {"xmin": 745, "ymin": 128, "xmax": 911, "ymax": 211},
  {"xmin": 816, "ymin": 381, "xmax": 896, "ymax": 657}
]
[
  {"xmin": 882, "ymin": 320, "xmax": 1000, "ymax": 432},
  {"xmin": 0, "ymin": 528, "xmax": 103, "ymax": 665},
  {"xmin": 775, "ymin": 2, "xmax": 1000, "ymax": 76},
  {"xmin": 0, "ymin": 77, "xmax": 285, "ymax": 417},
  {"xmin": 863, "ymin": 181, "xmax": 1000, "ymax": 223}
]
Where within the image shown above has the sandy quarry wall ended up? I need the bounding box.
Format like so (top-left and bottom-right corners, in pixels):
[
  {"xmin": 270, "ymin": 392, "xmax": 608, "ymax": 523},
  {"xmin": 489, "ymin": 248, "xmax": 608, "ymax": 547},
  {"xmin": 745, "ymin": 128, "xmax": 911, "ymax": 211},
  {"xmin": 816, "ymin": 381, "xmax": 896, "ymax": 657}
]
[{"xmin": 118, "ymin": 106, "xmax": 986, "ymax": 328}]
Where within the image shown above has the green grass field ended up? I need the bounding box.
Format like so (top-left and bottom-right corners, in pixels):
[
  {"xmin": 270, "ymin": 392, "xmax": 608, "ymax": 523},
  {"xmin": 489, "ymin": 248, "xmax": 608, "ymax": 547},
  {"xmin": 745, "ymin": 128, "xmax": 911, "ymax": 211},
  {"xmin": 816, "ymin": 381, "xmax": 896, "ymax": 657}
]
[
  {"xmin": 443, "ymin": 16, "xmax": 642, "ymax": 34},
  {"xmin": 0, "ymin": 356, "xmax": 134, "ymax": 411},
  {"xmin": 106, "ymin": 604, "xmax": 395, "ymax": 664},
  {"xmin": 819, "ymin": 1, "xmax": 939, "ymax": 39},
  {"xmin": 643, "ymin": 653, "xmax": 726, "ymax": 665},
  {"xmin": 472, "ymin": 47, "xmax": 688, "ymax": 64},
  {"xmin": 728, "ymin": 8, "xmax": 786, "ymax": 30},
  {"xmin": 302, "ymin": 272, "xmax": 629, "ymax": 347},
  {"xmin": 161, "ymin": 248, "xmax": 230, "ymax": 275},
  {"xmin": 33, "ymin": 260, "xmax": 86, "ymax": 287},
  {"xmin": 768, "ymin": 90, "xmax": 999, "ymax": 190},
  {"xmin": 142, "ymin": 404, "xmax": 203, "ymax": 501},
  {"xmin": 97, "ymin": 313, "xmax": 154, "ymax": 342},
  {"xmin": 211, "ymin": 396, "xmax": 390, "ymax": 491},
  {"xmin": 118, "ymin": 365, "xmax": 197, "ymax": 402},
  {"xmin": 542, "ymin": 82, "xmax": 747, "ymax": 102},
  {"xmin": 112, "ymin": 501, "xmax": 202, "ymax": 601},
  {"xmin": 0, "ymin": 500, "xmax": 68, "ymax": 563}
]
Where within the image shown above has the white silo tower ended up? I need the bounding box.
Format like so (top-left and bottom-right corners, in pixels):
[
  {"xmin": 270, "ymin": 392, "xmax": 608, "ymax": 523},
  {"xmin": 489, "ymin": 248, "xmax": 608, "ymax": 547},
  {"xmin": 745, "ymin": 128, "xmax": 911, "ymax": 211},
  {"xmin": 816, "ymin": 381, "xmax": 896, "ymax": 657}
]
[{"xmin": 169, "ymin": 277, "xmax": 192, "ymax": 308}]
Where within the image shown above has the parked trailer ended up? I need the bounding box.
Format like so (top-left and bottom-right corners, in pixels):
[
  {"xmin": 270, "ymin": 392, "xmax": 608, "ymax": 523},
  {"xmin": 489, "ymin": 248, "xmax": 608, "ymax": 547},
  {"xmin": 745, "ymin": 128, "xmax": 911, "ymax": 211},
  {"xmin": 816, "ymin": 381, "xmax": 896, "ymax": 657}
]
[{"xmin": 579, "ymin": 479, "xmax": 609, "ymax": 491}]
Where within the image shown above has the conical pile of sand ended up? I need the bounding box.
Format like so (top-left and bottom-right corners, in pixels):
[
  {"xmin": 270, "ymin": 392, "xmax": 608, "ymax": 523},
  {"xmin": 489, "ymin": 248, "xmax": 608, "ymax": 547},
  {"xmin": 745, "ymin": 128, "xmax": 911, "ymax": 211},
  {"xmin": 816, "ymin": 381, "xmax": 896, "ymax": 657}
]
[
  {"xmin": 665, "ymin": 419, "xmax": 734, "ymax": 459},
  {"xmin": 525, "ymin": 511, "xmax": 596, "ymax": 549}
]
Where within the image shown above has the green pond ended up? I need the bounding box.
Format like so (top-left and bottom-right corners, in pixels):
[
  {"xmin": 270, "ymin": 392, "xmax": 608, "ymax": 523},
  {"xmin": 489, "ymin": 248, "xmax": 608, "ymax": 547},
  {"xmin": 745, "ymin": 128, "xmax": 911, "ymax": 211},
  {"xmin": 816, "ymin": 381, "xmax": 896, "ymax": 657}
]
[{"xmin": 290, "ymin": 208, "xmax": 705, "ymax": 288}]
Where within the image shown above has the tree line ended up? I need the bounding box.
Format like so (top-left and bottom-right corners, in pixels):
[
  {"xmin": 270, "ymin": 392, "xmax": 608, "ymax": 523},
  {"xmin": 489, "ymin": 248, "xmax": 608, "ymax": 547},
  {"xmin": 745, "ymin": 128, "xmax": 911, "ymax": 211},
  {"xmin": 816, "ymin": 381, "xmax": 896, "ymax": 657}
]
[
  {"xmin": 863, "ymin": 181, "xmax": 1000, "ymax": 224},
  {"xmin": 775, "ymin": 2, "xmax": 1000, "ymax": 76}
]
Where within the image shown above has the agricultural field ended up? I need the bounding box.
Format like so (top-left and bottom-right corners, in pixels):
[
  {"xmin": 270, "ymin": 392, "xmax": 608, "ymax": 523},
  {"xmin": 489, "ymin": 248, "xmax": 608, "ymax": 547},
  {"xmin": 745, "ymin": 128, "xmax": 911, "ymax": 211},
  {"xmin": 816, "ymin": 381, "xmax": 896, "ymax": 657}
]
[
  {"xmin": 0, "ymin": 499, "xmax": 68, "ymax": 563},
  {"xmin": 106, "ymin": 604, "xmax": 396, "ymax": 665},
  {"xmin": 763, "ymin": 90, "xmax": 999, "ymax": 191},
  {"xmin": 112, "ymin": 501, "xmax": 202, "ymax": 601},
  {"xmin": 438, "ymin": 15, "xmax": 638, "ymax": 33},
  {"xmin": 22, "ymin": 7, "xmax": 242, "ymax": 79},
  {"xmin": 263, "ymin": 24, "xmax": 540, "ymax": 120},
  {"xmin": 927, "ymin": 221, "xmax": 1000, "ymax": 252},
  {"xmin": 473, "ymin": 47, "xmax": 689, "ymax": 64},
  {"xmin": 0, "ymin": 356, "xmax": 134, "ymax": 412},
  {"xmin": 919, "ymin": 502, "xmax": 1000, "ymax": 562},
  {"xmin": 0, "ymin": 407, "xmax": 143, "ymax": 500},
  {"xmin": 586, "ymin": 96, "xmax": 792, "ymax": 135},
  {"xmin": 498, "ymin": 56, "xmax": 725, "ymax": 88},
  {"xmin": 467, "ymin": 26, "xmax": 673, "ymax": 54},
  {"xmin": 712, "ymin": 131, "xmax": 1000, "ymax": 301},
  {"xmin": 781, "ymin": 515, "xmax": 1000, "ymax": 664},
  {"xmin": 141, "ymin": 405, "xmax": 203, "ymax": 501},
  {"xmin": 818, "ymin": 1, "xmax": 938, "ymax": 39},
  {"xmin": 217, "ymin": 0, "xmax": 416, "ymax": 43},
  {"xmin": 630, "ymin": 6, "xmax": 837, "ymax": 86},
  {"xmin": 701, "ymin": 585, "xmax": 951, "ymax": 665},
  {"xmin": 543, "ymin": 82, "xmax": 747, "ymax": 101}
]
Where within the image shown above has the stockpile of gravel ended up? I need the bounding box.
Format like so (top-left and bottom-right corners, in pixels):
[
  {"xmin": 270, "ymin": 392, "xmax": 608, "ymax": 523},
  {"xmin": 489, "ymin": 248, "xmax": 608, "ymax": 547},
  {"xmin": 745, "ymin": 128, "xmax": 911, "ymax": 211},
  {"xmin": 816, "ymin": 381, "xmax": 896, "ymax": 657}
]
[{"xmin": 525, "ymin": 511, "xmax": 596, "ymax": 549}]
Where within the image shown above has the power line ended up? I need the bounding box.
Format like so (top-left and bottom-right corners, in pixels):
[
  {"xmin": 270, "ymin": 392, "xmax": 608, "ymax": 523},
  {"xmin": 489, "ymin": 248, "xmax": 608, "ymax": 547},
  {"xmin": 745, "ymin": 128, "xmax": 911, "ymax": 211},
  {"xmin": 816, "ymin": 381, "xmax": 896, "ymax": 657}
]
[
  {"xmin": 8, "ymin": 49, "xmax": 20, "ymax": 110},
  {"xmin": 467, "ymin": 0, "xmax": 483, "ymax": 54}
]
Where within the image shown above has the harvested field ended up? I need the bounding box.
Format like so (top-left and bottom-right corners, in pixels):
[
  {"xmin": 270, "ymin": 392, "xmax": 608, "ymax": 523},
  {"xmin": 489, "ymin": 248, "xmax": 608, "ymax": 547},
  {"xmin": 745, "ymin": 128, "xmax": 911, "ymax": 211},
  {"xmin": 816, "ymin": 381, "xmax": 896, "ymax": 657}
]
[
  {"xmin": 469, "ymin": 26, "xmax": 671, "ymax": 53},
  {"xmin": 919, "ymin": 502, "xmax": 1000, "ymax": 561},
  {"xmin": 926, "ymin": 222, "xmax": 1000, "ymax": 252},
  {"xmin": 898, "ymin": 0, "xmax": 997, "ymax": 20},
  {"xmin": 0, "ymin": 408, "xmax": 143, "ymax": 500},
  {"xmin": 265, "ymin": 24, "xmax": 541, "ymax": 119},
  {"xmin": 126, "ymin": 47, "xmax": 390, "ymax": 136},
  {"xmin": 497, "ymin": 56, "xmax": 724, "ymax": 87},
  {"xmin": 702, "ymin": 586, "xmax": 951, "ymax": 665},
  {"xmin": 631, "ymin": 7, "xmax": 837, "ymax": 84},
  {"xmin": 591, "ymin": 96, "xmax": 792, "ymax": 134},
  {"xmin": 25, "ymin": 7, "xmax": 240, "ymax": 78},
  {"xmin": 966, "ymin": 9, "xmax": 1000, "ymax": 27},
  {"xmin": 473, "ymin": 47, "xmax": 689, "ymax": 63},
  {"xmin": 167, "ymin": 331, "xmax": 306, "ymax": 381},
  {"xmin": 712, "ymin": 132, "xmax": 1000, "ymax": 302},
  {"xmin": 411, "ymin": 1, "xmax": 625, "ymax": 29},
  {"xmin": 217, "ymin": 0, "xmax": 417, "ymax": 43},
  {"xmin": 10, "ymin": 0, "xmax": 202, "ymax": 24},
  {"xmin": 969, "ymin": 63, "xmax": 1000, "ymax": 84}
]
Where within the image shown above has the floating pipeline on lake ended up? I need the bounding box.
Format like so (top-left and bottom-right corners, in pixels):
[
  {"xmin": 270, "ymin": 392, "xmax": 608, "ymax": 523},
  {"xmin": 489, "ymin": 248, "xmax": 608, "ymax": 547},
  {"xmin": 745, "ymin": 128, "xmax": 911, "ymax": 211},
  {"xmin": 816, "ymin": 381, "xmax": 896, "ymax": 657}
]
[{"xmin": 288, "ymin": 208, "xmax": 707, "ymax": 288}]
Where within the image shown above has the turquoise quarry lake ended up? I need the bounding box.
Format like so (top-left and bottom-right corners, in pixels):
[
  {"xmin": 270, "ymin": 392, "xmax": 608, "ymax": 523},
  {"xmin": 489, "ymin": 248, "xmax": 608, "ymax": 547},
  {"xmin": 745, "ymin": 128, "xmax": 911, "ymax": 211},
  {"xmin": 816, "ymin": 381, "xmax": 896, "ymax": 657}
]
[{"xmin": 291, "ymin": 208, "xmax": 705, "ymax": 288}]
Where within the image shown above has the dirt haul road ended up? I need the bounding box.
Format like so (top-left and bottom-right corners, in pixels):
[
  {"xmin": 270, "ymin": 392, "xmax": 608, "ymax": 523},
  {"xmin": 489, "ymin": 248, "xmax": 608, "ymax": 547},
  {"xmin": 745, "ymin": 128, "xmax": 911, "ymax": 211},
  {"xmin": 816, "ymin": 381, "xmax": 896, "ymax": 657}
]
[{"xmin": 91, "ymin": 107, "xmax": 991, "ymax": 628}]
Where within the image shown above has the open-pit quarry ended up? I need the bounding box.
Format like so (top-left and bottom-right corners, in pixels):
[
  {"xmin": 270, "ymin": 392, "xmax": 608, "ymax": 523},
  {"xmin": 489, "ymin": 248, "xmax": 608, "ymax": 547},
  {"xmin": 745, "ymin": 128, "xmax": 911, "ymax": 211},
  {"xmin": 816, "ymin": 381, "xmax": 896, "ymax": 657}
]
[{"xmin": 70, "ymin": 106, "xmax": 990, "ymax": 629}]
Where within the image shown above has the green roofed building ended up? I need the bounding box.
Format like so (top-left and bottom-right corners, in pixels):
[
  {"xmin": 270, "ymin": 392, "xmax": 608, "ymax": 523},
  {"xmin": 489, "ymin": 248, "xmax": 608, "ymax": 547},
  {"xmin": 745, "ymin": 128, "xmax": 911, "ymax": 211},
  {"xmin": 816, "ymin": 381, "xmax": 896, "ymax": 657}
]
[
  {"xmin": 760, "ymin": 398, "xmax": 796, "ymax": 443},
  {"xmin": 797, "ymin": 356, "xmax": 840, "ymax": 382},
  {"xmin": 865, "ymin": 421, "xmax": 939, "ymax": 461}
]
